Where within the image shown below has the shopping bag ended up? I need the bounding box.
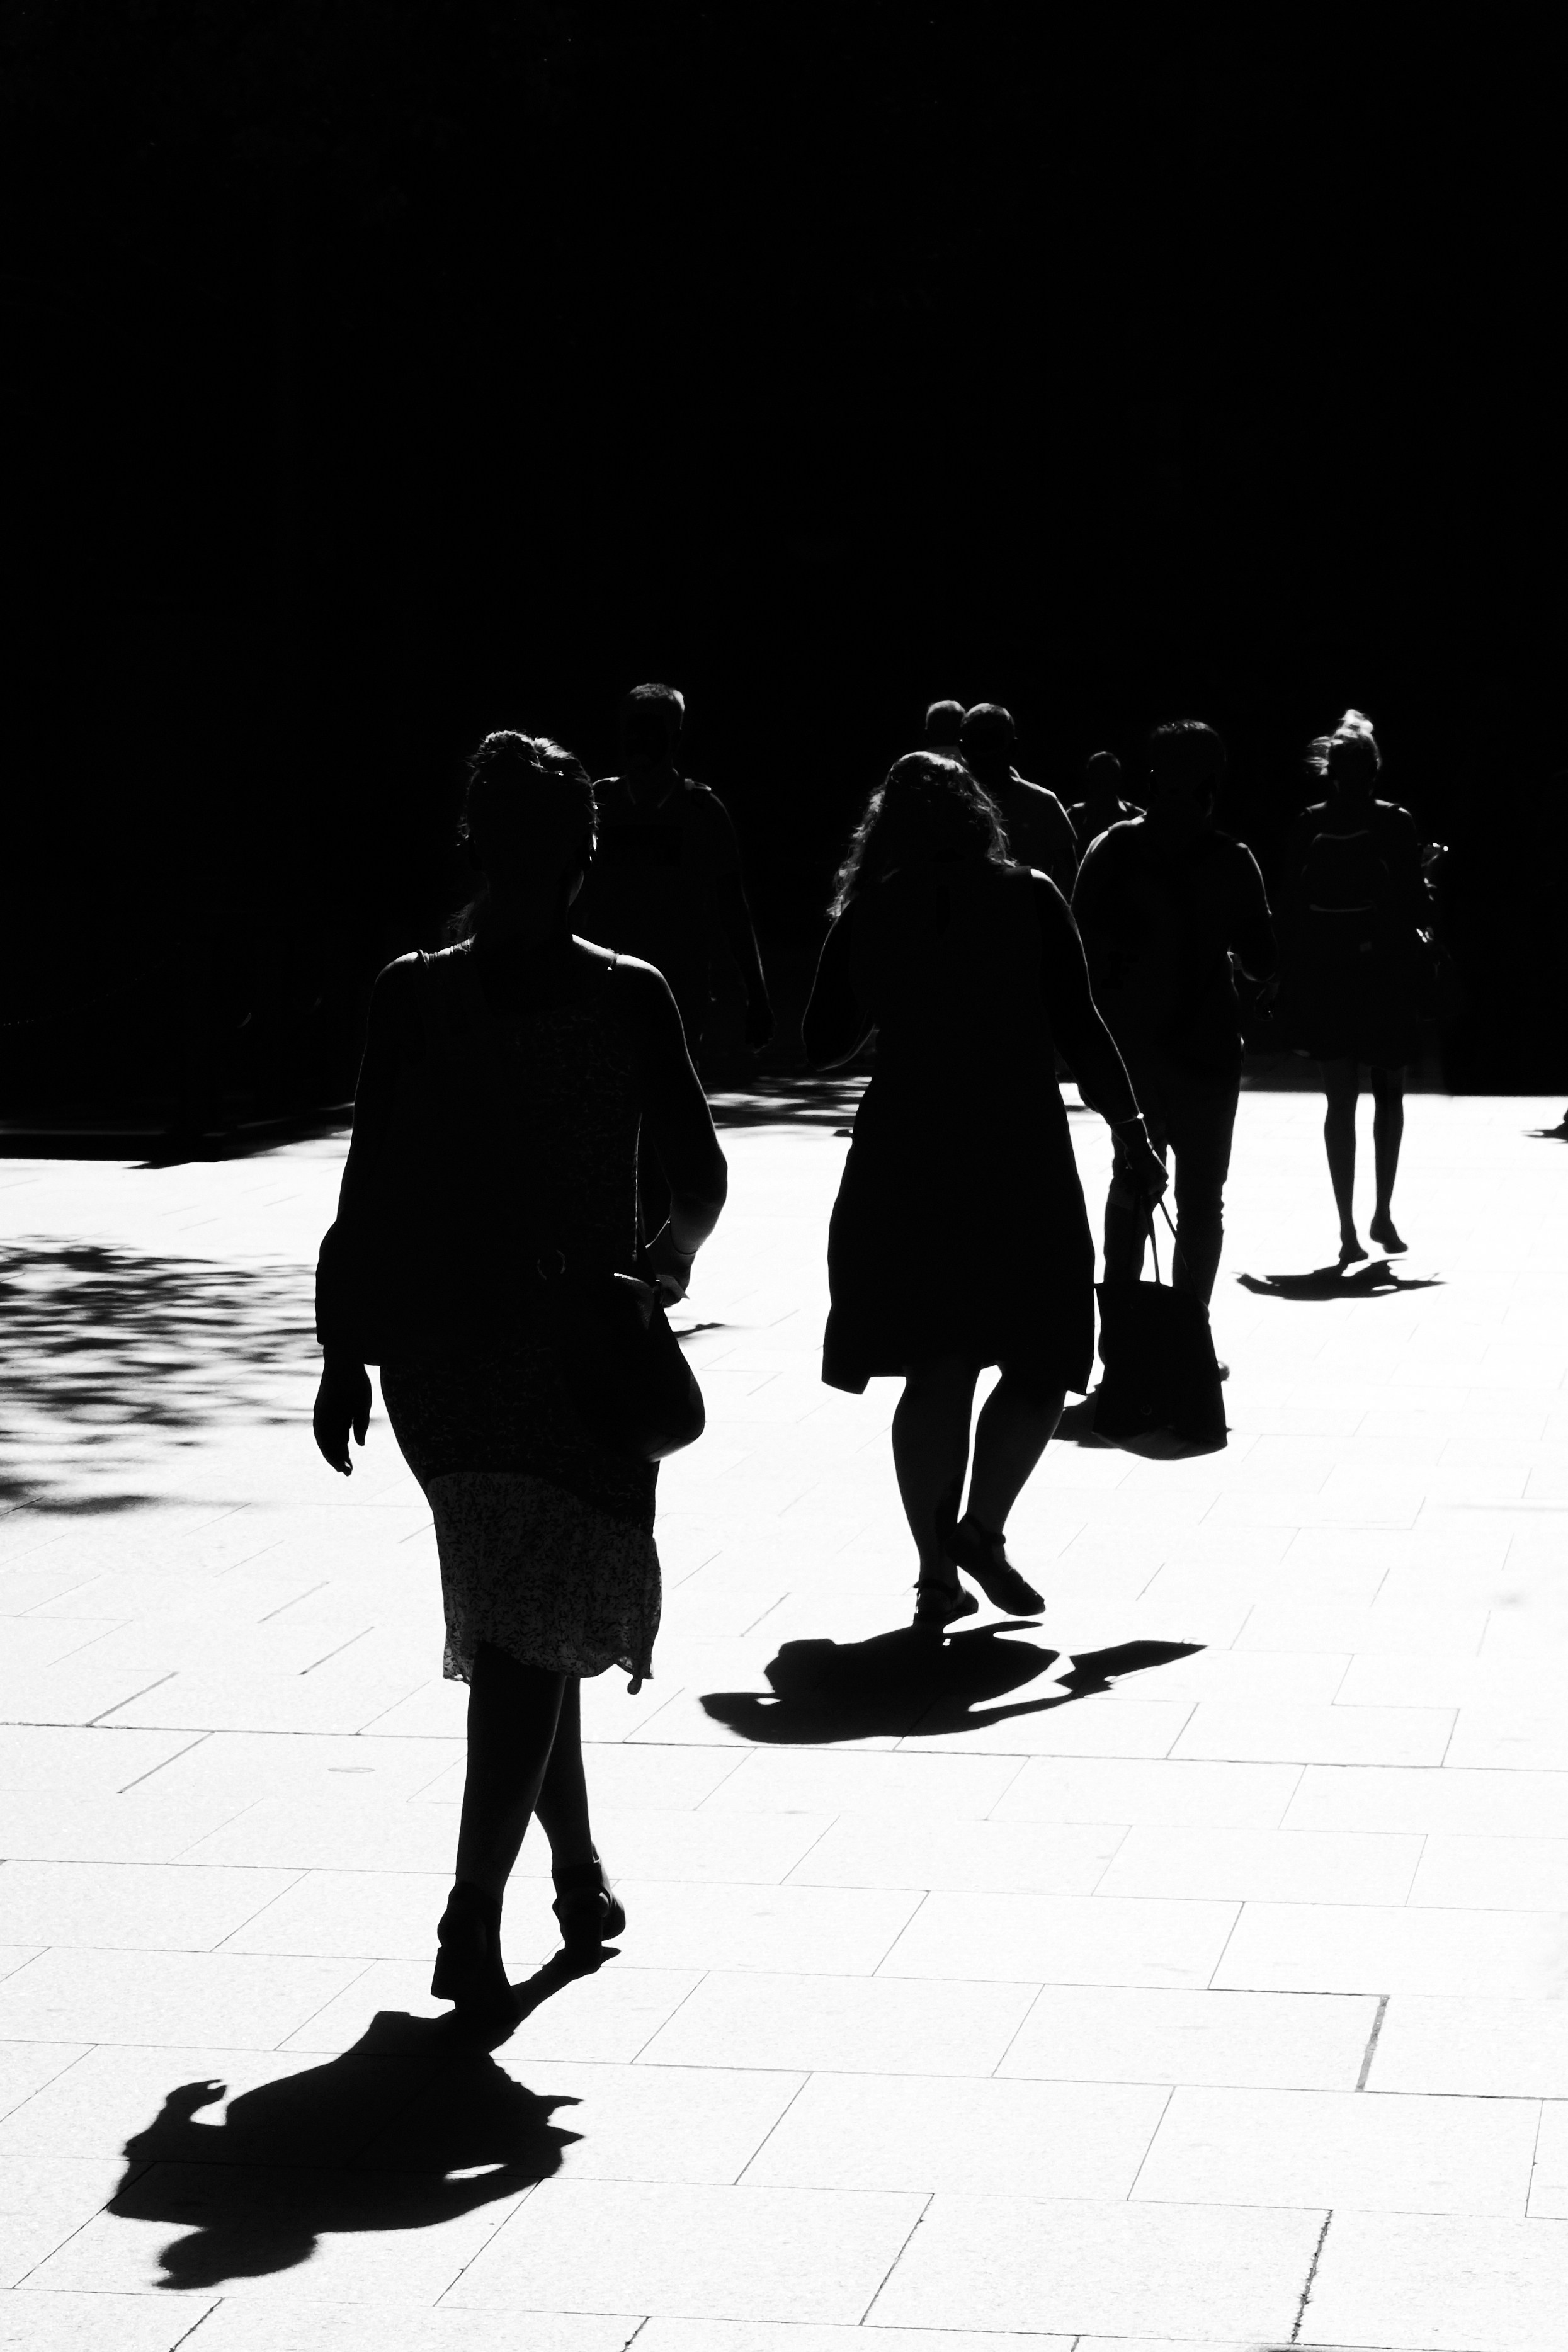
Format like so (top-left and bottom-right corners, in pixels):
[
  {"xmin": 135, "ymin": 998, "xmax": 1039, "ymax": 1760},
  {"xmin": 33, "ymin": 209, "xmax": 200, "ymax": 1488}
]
[{"xmin": 1093, "ymin": 1203, "xmax": 1227, "ymax": 1459}]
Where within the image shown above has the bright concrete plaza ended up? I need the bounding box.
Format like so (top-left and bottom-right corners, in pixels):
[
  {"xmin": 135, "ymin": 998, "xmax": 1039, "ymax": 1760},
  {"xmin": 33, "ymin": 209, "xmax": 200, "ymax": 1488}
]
[{"xmin": 1, "ymin": 1088, "xmax": 1566, "ymax": 2351}]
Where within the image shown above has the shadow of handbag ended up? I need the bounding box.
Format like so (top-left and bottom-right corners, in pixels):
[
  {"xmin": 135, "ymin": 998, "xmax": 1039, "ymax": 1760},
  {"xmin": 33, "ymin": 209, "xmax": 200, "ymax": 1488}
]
[
  {"xmin": 534, "ymin": 1251, "xmax": 706, "ymax": 1461},
  {"xmin": 1093, "ymin": 1202, "xmax": 1227, "ymax": 1460}
]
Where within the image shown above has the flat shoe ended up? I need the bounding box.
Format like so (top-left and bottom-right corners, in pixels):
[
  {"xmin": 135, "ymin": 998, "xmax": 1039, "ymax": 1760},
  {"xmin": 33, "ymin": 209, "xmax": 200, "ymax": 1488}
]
[
  {"xmin": 913, "ymin": 1579, "xmax": 979, "ymax": 1628},
  {"xmin": 950, "ymin": 1520, "xmax": 1045, "ymax": 1615}
]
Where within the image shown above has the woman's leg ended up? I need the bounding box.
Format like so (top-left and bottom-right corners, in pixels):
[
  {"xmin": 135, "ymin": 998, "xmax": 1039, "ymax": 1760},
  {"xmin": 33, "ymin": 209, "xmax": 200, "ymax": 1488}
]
[
  {"xmin": 453, "ymin": 1643, "xmax": 568, "ymax": 1902},
  {"xmin": 1321, "ymin": 1057, "xmax": 1363, "ymax": 1258},
  {"xmin": 531, "ymin": 1674, "xmax": 595, "ymax": 1870},
  {"xmin": 892, "ymin": 1355, "xmax": 979, "ymax": 1586},
  {"xmin": 966, "ymin": 1374, "xmax": 1067, "ymax": 1534},
  {"xmin": 1368, "ymin": 1065, "xmax": 1407, "ymax": 1248}
]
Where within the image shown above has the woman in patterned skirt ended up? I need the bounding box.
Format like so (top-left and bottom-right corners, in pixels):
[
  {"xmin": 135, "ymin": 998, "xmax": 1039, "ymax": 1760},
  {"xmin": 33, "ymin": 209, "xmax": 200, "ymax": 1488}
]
[{"xmin": 312, "ymin": 733, "xmax": 727, "ymax": 2020}]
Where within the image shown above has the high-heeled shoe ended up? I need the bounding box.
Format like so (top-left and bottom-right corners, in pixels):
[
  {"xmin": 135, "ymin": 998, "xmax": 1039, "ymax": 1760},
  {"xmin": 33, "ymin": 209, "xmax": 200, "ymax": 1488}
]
[
  {"xmin": 912, "ymin": 1577, "xmax": 979, "ymax": 1628},
  {"xmin": 552, "ymin": 1855, "xmax": 625, "ymax": 1962},
  {"xmin": 431, "ymin": 1880, "xmax": 514, "ymax": 2017},
  {"xmin": 949, "ymin": 1518, "xmax": 1045, "ymax": 1615}
]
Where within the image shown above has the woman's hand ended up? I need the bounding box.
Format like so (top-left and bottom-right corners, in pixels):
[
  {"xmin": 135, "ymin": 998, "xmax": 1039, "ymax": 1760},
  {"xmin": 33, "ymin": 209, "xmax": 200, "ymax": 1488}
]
[
  {"xmin": 644, "ymin": 1221, "xmax": 698, "ymax": 1304},
  {"xmin": 314, "ymin": 1357, "xmax": 372, "ymax": 1474},
  {"xmin": 1113, "ymin": 1120, "xmax": 1169, "ymax": 1205}
]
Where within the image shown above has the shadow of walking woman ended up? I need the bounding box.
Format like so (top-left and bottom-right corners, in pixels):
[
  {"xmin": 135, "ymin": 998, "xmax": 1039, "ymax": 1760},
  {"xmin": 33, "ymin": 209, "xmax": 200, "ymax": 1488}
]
[
  {"xmin": 109, "ymin": 2009, "xmax": 579, "ymax": 2292},
  {"xmin": 701, "ymin": 1622, "xmax": 1202, "ymax": 1745}
]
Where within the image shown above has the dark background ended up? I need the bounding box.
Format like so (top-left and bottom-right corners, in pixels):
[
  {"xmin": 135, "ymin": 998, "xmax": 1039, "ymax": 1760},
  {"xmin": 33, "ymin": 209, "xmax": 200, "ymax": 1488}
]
[{"xmin": 3, "ymin": 5, "xmax": 1563, "ymax": 1115}]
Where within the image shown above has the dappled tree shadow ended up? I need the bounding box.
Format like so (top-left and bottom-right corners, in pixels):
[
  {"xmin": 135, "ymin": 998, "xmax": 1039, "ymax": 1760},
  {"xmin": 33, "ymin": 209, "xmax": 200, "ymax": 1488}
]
[
  {"xmin": 702, "ymin": 1621, "xmax": 1202, "ymax": 1744},
  {"xmin": 110, "ymin": 2009, "xmax": 578, "ymax": 2292},
  {"xmin": 0, "ymin": 1242, "xmax": 314, "ymax": 1509},
  {"xmin": 706, "ymin": 1074, "xmax": 867, "ymax": 1129}
]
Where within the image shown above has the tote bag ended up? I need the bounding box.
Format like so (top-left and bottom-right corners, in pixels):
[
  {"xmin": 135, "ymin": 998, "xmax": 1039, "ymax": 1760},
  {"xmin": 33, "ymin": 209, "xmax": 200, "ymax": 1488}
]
[{"xmin": 1093, "ymin": 1203, "xmax": 1227, "ymax": 1460}]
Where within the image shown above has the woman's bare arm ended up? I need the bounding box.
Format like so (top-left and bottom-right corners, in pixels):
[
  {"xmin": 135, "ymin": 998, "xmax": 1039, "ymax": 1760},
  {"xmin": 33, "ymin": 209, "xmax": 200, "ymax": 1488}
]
[
  {"xmin": 1033, "ymin": 876, "xmax": 1141, "ymax": 1120},
  {"xmin": 633, "ymin": 965, "xmax": 729, "ymax": 1288},
  {"xmin": 802, "ymin": 914, "xmax": 873, "ymax": 1070}
]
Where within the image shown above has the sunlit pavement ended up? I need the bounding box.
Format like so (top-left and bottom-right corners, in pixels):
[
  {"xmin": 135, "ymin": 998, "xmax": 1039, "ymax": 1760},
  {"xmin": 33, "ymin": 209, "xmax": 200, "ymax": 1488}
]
[{"xmin": 1, "ymin": 1091, "xmax": 1566, "ymax": 2351}]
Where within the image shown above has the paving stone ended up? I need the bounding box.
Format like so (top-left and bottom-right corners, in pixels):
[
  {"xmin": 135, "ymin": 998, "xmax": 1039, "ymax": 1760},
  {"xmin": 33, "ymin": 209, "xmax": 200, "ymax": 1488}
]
[{"xmin": 3, "ymin": 1094, "xmax": 1567, "ymax": 2340}]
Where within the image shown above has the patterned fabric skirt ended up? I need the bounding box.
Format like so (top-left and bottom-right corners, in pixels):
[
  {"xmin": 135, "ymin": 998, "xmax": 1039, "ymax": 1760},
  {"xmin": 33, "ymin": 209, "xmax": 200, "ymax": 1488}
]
[{"xmin": 380, "ymin": 1333, "xmax": 660, "ymax": 1690}]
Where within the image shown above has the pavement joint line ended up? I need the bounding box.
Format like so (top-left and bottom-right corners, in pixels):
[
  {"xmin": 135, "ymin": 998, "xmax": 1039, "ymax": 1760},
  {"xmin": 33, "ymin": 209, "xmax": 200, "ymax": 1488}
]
[
  {"xmin": 1354, "ymin": 1993, "xmax": 1391, "ymax": 2089},
  {"xmin": 298, "ymin": 1625, "xmax": 375, "ymax": 1675},
  {"xmin": 84, "ymin": 1669, "xmax": 179, "ymax": 1726},
  {"xmin": 256, "ymin": 1579, "xmax": 329, "ymax": 1622},
  {"xmin": 857, "ymin": 2186, "xmax": 936, "ymax": 2326},
  {"xmin": 1290, "ymin": 2206, "xmax": 1335, "ymax": 2343}
]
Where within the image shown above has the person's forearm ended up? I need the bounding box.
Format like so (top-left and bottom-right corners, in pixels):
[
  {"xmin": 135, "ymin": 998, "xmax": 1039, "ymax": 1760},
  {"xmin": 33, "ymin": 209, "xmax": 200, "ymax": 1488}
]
[
  {"xmin": 1057, "ymin": 1007, "xmax": 1140, "ymax": 1125},
  {"xmin": 668, "ymin": 1180, "xmax": 727, "ymax": 1258},
  {"xmin": 722, "ymin": 912, "xmax": 770, "ymax": 1004}
]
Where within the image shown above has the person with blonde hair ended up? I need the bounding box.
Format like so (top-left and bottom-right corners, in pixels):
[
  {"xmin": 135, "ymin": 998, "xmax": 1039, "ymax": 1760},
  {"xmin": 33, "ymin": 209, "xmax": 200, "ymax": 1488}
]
[
  {"xmin": 804, "ymin": 751, "xmax": 1164, "ymax": 1625},
  {"xmin": 1280, "ymin": 709, "xmax": 1431, "ymax": 1260}
]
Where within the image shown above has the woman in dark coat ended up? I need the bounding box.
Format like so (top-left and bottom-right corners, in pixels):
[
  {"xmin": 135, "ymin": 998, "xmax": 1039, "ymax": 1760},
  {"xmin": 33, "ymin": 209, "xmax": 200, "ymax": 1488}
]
[
  {"xmin": 312, "ymin": 733, "xmax": 727, "ymax": 2020},
  {"xmin": 1279, "ymin": 710, "xmax": 1431, "ymax": 1261},
  {"xmin": 804, "ymin": 753, "xmax": 1165, "ymax": 1626}
]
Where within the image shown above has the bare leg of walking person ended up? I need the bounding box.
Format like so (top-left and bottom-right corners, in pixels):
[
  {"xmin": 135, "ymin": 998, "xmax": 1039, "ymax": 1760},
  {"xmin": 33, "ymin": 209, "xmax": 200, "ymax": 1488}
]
[
  {"xmin": 435, "ymin": 1645, "xmax": 567, "ymax": 2014},
  {"xmin": 1368, "ymin": 1065, "xmax": 1407, "ymax": 1251},
  {"xmin": 892, "ymin": 1355, "xmax": 979, "ymax": 1623},
  {"xmin": 953, "ymin": 1372, "xmax": 1065, "ymax": 1613},
  {"xmin": 1322, "ymin": 1057, "xmax": 1365, "ymax": 1261},
  {"xmin": 533, "ymin": 1674, "xmax": 625, "ymax": 1958}
]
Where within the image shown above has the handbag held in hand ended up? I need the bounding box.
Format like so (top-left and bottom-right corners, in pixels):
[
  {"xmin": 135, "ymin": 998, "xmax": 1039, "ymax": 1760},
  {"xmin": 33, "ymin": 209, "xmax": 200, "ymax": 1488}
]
[
  {"xmin": 535, "ymin": 1251, "xmax": 706, "ymax": 1462},
  {"xmin": 1092, "ymin": 1203, "xmax": 1227, "ymax": 1460}
]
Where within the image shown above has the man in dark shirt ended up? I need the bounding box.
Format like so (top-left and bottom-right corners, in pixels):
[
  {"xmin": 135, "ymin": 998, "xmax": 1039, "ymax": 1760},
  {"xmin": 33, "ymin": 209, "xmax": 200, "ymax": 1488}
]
[
  {"xmin": 959, "ymin": 703, "xmax": 1079, "ymax": 894},
  {"xmin": 1072, "ymin": 720, "xmax": 1275, "ymax": 1306},
  {"xmin": 573, "ymin": 683, "xmax": 774, "ymax": 1064}
]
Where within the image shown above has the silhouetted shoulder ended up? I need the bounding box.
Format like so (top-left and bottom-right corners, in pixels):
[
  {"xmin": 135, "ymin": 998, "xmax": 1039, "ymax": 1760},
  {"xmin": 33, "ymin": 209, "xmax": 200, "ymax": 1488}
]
[
  {"xmin": 681, "ymin": 780, "xmax": 738, "ymax": 831},
  {"xmin": 597, "ymin": 948, "xmax": 693, "ymax": 1048},
  {"xmin": 1074, "ymin": 815, "xmax": 1145, "ymax": 872},
  {"xmin": 365, "ymin": 952, "xmax": 427, "ymax": 1046},
  {"xmin": 1011, "ymin": 777, "xmax": 1070, "ymax": 816},
  {"xmin": 1026, "ymin": 867, "xmax": 1080, "ymax": 935}
]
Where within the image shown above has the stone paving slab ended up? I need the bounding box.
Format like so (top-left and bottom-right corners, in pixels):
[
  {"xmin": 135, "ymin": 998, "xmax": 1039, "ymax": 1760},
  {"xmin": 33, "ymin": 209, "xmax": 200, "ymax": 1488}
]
[{"xmin": 0, "ymin": 1093, "xmax": 1566, "ymax": 2346}]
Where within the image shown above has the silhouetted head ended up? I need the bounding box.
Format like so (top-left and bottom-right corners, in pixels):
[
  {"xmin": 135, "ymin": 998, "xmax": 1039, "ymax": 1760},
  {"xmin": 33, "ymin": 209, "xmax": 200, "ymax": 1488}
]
[
  {"xmin": 1145, "ymin": 719, "xmax": 1225, "ymax": 836},
  {"xmin": 1084, "ymin": 749, "xmax": 1122, "ymax": 796},
  {"xmin": 829, "ymin": 751, "xmax": 1009, "ymax": 917},
  {"xmin": 923, "ymin": 698, "xmax": 966, "ymax": 750},
  {"xmin": 458, "ymin": 731, "xmax": 597, "ymax": 908},
  {"xmin": 622, "ymin": 682, "xmax": 685, "ymax": 771},
  {"xmin": 1307, "ymin": 707, "xmax": 1380, "ymax": 798},
  {"xmin": 958, "ymin": 702, "xmax": 1016, "ymax": 787}
]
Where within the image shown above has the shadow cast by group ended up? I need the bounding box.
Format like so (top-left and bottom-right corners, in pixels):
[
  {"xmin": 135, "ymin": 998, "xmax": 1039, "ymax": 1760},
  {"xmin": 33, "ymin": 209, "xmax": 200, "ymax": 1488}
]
[
  {"xmin": 1235, "ymin": 1259, "xmax": 1444, "ymax": 1300},
  {"xmin": 702, "ymin": 1620, "xmax": 1202, "ymax": 1744},
  {"xmin": 108, "ymin": 1991, "xmax": 601, "ymax": 2291}
]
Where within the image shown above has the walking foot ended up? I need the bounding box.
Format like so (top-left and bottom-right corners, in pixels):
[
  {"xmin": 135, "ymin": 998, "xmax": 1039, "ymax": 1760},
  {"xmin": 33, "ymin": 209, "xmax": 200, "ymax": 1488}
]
[
  {"xmin": 431, "ymin": 1882, "xmax": 516, "ymax": 2018},
  {"xmin": 1338, "ymin": 1235, "xmax": 1368, "ymax": 1266},
  {"xmin": 552, "ymin": 1856, "xmax": 625, "ymax": 1962},
  {"xmin": 1368, "ymin": 1215, "xmax": 1407, "ymax": 1253},
  {"xmin": 950, "ymin": 1517, "xmax": 1045, "ymax": 1615},
  {"xmin": 912, "ymin": 1576, "xmax": 979, "ymax": 1629}
]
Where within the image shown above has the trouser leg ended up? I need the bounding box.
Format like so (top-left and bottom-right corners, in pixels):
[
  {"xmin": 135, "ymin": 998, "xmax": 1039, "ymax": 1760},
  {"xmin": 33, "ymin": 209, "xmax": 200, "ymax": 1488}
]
[{"xmin": 1162, "ymin": 1076, "xmax": 1239, "ymax": 1306}]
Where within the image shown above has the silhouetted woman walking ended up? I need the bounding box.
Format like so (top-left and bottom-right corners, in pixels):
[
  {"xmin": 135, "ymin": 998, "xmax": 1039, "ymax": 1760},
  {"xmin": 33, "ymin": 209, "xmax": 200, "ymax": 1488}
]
[
  {"xmin": 804, "ymin": 754, "xmax": 1164, "ymax": 1625},
  {"xmin": 312, "ymin": 733, "xmax": 727, "ymax": 2020},
  {"xmin": 1281, "ymin": 711, "xmax": 1430, "ymax": 1261}
]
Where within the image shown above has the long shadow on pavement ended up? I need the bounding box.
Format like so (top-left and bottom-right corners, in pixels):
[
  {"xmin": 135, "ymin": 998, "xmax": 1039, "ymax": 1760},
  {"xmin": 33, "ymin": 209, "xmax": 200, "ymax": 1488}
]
[
  {"xmin": 1236, "ymin": 1259, "xmax": 1444, "ymax": 1300},
  {"xmin": 109, "ymin": 1996, "xmax": 590, "ymax": 2291},
  {"xmin": 702, "ymin": 1622, "xmax": 1202, "ymax": 1744}
]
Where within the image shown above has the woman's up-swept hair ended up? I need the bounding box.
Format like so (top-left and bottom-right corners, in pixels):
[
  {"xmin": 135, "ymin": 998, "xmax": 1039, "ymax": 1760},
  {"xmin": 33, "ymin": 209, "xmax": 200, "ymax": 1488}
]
[
  {"xmin": 1308, "ymin": 707, "xmax": 1382, "ymax": 792},
  {"xmin": 828, "ymin": 751, "xmax": 1011, "ymax": 919},
  {"xmin": 458, "ymin": 730, "xmax": 598, "ymax": 866},
  {"xmin": 446, "ymin": 732, "xmax": 597, "ymax": 941}
]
